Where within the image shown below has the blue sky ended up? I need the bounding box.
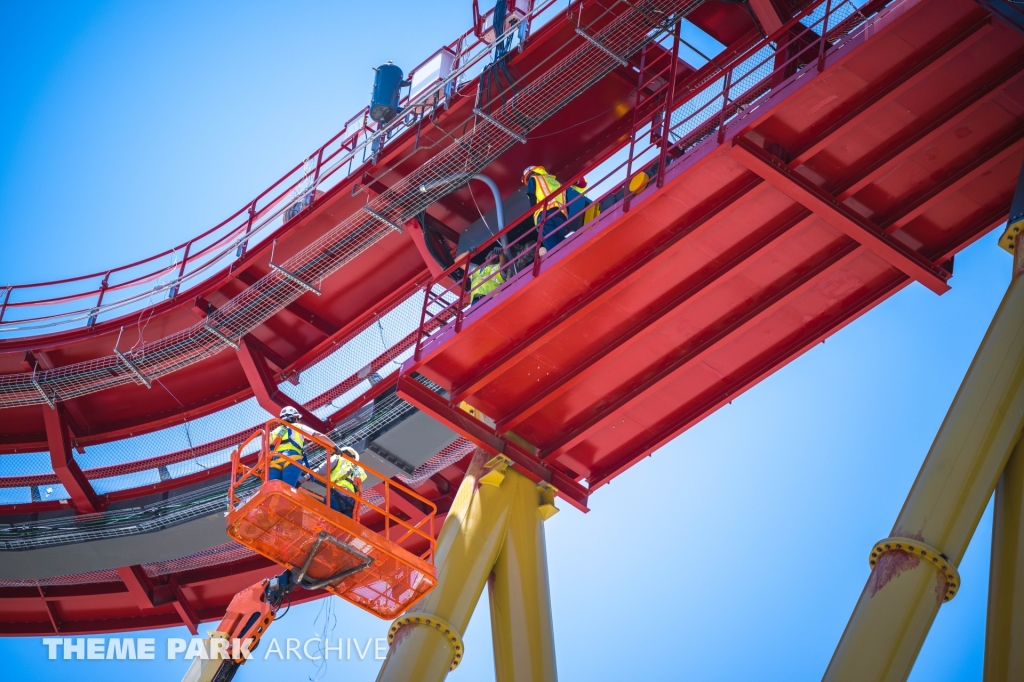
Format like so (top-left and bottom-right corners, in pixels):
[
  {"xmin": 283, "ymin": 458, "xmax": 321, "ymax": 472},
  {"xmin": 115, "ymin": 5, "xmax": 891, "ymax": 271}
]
[{"xmin": 0, "ymin": 1, "xmax": 1010, "ymax": 680}]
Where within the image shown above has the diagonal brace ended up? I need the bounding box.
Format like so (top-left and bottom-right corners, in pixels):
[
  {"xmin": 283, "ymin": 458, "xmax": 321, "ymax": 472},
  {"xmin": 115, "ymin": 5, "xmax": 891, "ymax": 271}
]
[{"xmin": 727, "ymin": 138, "xmax": 950, "ymax": 294}]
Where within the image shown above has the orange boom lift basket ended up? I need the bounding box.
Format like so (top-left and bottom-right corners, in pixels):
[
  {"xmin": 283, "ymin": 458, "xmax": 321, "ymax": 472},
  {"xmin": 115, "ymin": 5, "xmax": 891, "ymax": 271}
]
[{"xmin": 226, "ymin": 420, "xmax": 438, "ymax": 619}]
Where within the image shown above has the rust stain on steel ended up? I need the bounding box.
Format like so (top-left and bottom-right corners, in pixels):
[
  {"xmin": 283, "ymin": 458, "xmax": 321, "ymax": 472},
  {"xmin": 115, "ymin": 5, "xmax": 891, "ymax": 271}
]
[{"xmin": 869, "ymin": 550, "xmax": 921, "ymax": 597}]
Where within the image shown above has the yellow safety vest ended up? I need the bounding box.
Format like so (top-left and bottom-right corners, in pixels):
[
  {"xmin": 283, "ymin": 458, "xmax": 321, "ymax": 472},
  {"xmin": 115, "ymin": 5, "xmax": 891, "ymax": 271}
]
[
  {"xmin": 269, "ymin": 424, "xmax": 305, "ymax": 469},
  {"xmin": 330, "ymin": 457, "xmax": 367, "ymax": 493},
  {"xmin": 469, "ymin": 263, "xmax": 504, "ymax": 298},
  {"xmin": 528, "ymin": 172, "xmax": 567, "ymax": 223}
]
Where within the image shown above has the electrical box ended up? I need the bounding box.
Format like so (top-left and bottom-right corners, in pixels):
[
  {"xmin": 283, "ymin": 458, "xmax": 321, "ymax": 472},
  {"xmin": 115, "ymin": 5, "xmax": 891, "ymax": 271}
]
[
  {"xmin": 409, "ymin": 48, "xmax": 456, "ymax": 106},
  {"xmin": 481, "ymin": 0, "xmax": 530, "ymax": 43}
]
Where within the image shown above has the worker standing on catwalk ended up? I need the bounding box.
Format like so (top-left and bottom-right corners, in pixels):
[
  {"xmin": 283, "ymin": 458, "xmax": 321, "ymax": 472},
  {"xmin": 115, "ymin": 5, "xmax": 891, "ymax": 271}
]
[
  {"xmin": 469, "ymin": 245, "xmax": 507, "ymax": 304},
  {"xmin": 315, "ymin": 448, "xmax": 368, "ymax": 518},
  {"xmin": 268, "ymin": 406, "xmax": 330, "ymax": 487},
  {"xmin": 523, "ymin": 165, "xmax": 569, "ymax": 253}
]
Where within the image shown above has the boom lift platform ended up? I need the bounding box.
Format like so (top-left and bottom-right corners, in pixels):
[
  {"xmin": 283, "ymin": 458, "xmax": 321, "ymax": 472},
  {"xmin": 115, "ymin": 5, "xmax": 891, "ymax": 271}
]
[
  {"xmin": 227, "ymin": 420, "xmax": 438, "ymax": 619},
  {"xmin": 180, "ymin": 421, "xmax": 438, "ymax": 682}
]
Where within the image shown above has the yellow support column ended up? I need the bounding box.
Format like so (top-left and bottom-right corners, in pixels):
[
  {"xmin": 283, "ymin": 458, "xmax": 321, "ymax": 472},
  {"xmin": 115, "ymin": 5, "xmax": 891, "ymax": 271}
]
[
  {"xmin": 984, "ymin": 435, "xmax": 1024, "ymax": 681},
  {"xmin": 489, "ymin": 476, "xmax": 559, "ymax": 682},
  {"xmin": 822, "ymin": 272, "xmax": 1024, "ymax": 682},
  {"xmin": 376, "ymin": 449, "xmax": 517, "ymax": 682},
  {"xmin": 377, "ymin": 449, "xmax": 562, "ymax": 681}
]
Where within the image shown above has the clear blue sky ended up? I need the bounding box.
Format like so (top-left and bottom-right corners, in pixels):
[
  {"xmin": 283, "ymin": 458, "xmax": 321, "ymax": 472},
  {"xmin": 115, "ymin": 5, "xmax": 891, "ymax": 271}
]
[{"xmin": 0, "ymin": 1, "xmax": 1009, "ymax": 680}]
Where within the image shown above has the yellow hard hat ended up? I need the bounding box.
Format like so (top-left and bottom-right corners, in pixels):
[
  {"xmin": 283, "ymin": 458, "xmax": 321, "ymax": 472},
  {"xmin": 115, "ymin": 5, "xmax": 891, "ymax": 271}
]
[{"xmin": 522, "ymin": 165, "xmax": 547, "ymax": 184}]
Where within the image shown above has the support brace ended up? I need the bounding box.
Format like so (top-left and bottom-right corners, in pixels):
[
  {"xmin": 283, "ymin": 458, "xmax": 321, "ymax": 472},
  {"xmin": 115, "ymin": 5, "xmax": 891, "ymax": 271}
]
[
  {"xmin": 364, "ymin": 206, "xmax": 405, "ymax": 234},
  {"xmin": 575, "ymin": 28, "xmax": 628, "ymax": 65},
  {"xmin": 270, "ymin": 263, "xmax": 321, "ymax": 296},
  {"xmin": 237, "ymin": 336, "xmax": 330, "ymax": 434},
  {"xmin": 473, "ymin": 109, "xmax": 527, "ymax": 144},
  {"xmin": 114, "ymin": 348, "xmax": 151, "ymax": 388},
  {"xmin": 42, "ymin": 405, "xmax": 103, "ymax": 514}
]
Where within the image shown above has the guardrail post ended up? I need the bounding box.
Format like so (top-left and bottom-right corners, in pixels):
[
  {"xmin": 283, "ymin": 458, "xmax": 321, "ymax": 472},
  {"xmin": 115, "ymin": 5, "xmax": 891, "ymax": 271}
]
[
  {"xmin": 658, "ymin": 20, "xmax": 682, "ymax": 188},
  {"xmin": 717, "ymin": 69, "xmax": 732, "ymax": 144},
  {"xmin": 237, "ymin": 201, "xmax": 257, "ymax": 259},
  {"xmin": 532, "ymin": 212, "xmax": 546, "ymax": 277},
  {"xmin": 415, "ymin": 285, "xmax": 431, "ymax": 361},
  {"xmin": 0, "ymin": 285, "xmax": 12, "ymax": 325},
  {"xmin": 86, "ymin": 272, "xmax": 111, "ymax": 328},
  {"xmin": 454, "ymin": 254, "xmax": 472, "ymax": 333},
  {"xmin": 168, "ymin": 240, "xmax": 192, "ymax": 300},
  {"xmin": 818, "ymin": 0, "xmax": 834, "ymax": 72}
]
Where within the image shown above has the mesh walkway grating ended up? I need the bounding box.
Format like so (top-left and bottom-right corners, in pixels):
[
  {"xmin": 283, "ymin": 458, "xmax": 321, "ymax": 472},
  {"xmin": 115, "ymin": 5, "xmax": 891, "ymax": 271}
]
[{"xmin": 0, "ymin": 0, "xmax": 706, "ymax": 411}]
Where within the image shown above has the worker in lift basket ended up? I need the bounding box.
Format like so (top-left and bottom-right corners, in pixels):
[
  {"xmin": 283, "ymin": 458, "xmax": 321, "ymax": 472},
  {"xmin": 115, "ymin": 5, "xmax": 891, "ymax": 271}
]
[
  {"xmin": 523, "ymin": 165, "xmax": 570, "ymax": 254},
  {"xmin": 268, "ymin": 405, "xmax": 330, "ymax": 488},
  {"xmin": 315, "ymin": 447, "xmax": 367, "ymax": 518}
]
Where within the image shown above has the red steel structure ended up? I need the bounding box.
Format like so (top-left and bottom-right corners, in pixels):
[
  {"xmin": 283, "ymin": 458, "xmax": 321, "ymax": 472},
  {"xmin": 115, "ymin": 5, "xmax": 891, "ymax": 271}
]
[{"xmin": 1, "ymin": 0, "xmax": 1022, "ymax": 639}]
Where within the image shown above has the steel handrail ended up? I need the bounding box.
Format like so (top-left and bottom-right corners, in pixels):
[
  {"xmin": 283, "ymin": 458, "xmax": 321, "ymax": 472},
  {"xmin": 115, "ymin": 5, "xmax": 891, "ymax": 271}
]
[
  {"xmin": 412, "ymin": 0, "xmax": 885, "ymax": 357},
  {"xmin": 0, "ymin": 0, "xmax": 563, "ymax": 334}
]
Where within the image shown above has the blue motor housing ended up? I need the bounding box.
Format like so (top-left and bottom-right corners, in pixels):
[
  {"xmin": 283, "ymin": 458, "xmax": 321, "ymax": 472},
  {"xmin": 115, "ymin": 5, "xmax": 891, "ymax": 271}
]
[{"xmin": 370, "ymin": 62, "xmax": 407, "ymax": 124}]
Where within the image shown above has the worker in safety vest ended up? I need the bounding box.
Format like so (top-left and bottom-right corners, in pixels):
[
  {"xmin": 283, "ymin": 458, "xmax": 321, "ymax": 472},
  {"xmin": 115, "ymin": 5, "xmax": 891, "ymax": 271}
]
[
  {"xmin": 315, "ymin": 447, "xmax": 368, "ymax": 518},
  {"xmin": 268, "ymin": 406, "xmax": 330, "ymax": 488},
  {"xmin": 469, "ymin": 246, "xmax": 507, "ymax": 305},
  {"xmin": 523, "ymin": 166, "xmax": 569, "ymax": 253}
]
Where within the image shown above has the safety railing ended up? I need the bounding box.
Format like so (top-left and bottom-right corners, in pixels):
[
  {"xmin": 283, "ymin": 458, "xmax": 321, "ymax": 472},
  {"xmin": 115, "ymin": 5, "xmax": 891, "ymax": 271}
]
[
  {"xmin": 0, "ymin": 0, "xmax": 701, "ymax": 412},
  {"xmin": 229, "ymin": 420, "xmax": 437, "ymax": 559},
  {"xmin": 412, "ymin": 0, "xmax": 886, "ymax": 358},
  {"xmin": 0, "ymin": 0, "xmax": 563, "ymax": 338}
]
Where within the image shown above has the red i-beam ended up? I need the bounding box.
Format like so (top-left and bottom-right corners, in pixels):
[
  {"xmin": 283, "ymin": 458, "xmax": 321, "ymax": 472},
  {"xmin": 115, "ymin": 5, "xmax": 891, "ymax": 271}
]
[{"xmin": 41, "ymin": 405, "xmax": 103, "ymax": 514}]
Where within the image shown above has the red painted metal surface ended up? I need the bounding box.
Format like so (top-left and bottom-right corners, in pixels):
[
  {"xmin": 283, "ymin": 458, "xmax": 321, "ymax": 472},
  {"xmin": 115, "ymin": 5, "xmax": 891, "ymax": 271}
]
[
  {"xmin": 0, "ymin": 0, "xmax": 715, "ymax": 452},
  {"xmin": 3, "ymin": 0, "xmax": 1023, "ymax": 636},
  {"xmin": 404, "ymin": 0, "xmax": 1024, "ymax": 498}
]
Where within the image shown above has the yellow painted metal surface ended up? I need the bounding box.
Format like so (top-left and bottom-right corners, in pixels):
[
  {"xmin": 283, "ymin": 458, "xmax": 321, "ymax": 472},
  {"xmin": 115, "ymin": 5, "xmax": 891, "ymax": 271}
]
[
  {"xmin": 376, "ymin": 449, "xmax": 558, "ymax": 682},
  {"xmin": 984, "ymin": 435, "xmax": 1024, "ymax": 682},
  {"xmin": 489, "ymin": 466, "xmax": 558, "ymax": 682},
  {"xmin": 823, "ymin": 273, "xmax": 1024, "ymax": 682}
]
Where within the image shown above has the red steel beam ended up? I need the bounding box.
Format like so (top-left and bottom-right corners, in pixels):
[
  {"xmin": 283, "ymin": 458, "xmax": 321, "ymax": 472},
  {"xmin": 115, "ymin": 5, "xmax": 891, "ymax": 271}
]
[
  {"xmin": 587, "ymin": 268, "xmax": 907, "ymax": 489},
  {"xmin": 789, "ymin": 14, "xmax": 993, "ymax": 165},
  {"xmin": 747, "ymin": 0, "xmax": 786, "ymax": 34},
  {"xmin": 883, "ymin": 127, "xmax": 1024, "ymax": 231},
  {"xmin": 235, "ymin": 270, "xmax": 339, "ymax": 337},
  {"xmin": 396, "ymin": 373, "xmax": 590, "ymax": 512},
  {"xmin": 42, "ymin": 405, "xmax": 103, "ymax": 513},
  {"xmin": 541, "ymin": 242, "xmax": 861, "ymax": 458},
  {"xmin": 115, "ymin": 566, "xmax": 155, "ymax": 611},
  {"xmin": 836, "ymin": 57, "xmax": 1024, "ymax": 200},
  {"xmin": 167, "ymin": 578, "xmax": 200, "ymax": 635},
  {"xmin": 237, "ymin": 335, "xmax": 330, "ymax": 433},
  {"xmin": 500, "ymin": 206, "xmax": 813, "ymax": 434},
  {"xmin": 38, "ymin": 587, "xmax": 61, "ymax": 634},
  {"xmin": 449, "ymin": 176, "xmax": 767, "ymax": 406},
  {"xmin": 727, "ymin": 138, "xmax": 951, "ymax": 294}
]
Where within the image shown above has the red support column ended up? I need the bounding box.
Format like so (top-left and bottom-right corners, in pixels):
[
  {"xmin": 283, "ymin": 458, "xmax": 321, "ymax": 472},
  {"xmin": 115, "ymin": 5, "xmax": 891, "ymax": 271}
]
[
  {"xmin": 42, "ymin": 405, "xmax": 103, "ymax": 514},
  {"xmin": 237, "ymin": 336, "xmax": 330, "ymax": 433}
]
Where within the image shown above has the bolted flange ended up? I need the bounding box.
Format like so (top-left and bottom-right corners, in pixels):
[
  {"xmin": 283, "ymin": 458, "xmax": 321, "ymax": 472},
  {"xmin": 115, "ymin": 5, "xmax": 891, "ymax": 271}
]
[
  {"xmin": 869, "ymin": 536, "xmax": 961, "ymax": 602},
  {"xmin": 387, "ymin": 612, "xmax": 465, "ymax": 671}
]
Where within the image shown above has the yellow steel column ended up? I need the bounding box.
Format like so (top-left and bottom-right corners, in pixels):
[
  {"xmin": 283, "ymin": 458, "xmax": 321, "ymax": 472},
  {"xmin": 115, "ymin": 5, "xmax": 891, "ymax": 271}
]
[
  {"xmin": 822, "ymin": 272, "xmax": 1024, "ymax": 682},
  {"xmin": 488, "ymin": 473, "xmax": 558, "ymax": 682},
  {"xmin": 376, "ymin": 450, "xmax": 518, "ymax": 682},
  {"xmin": 984, "ymin": 435, "xmax": 1024, "ymax": 681}
]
